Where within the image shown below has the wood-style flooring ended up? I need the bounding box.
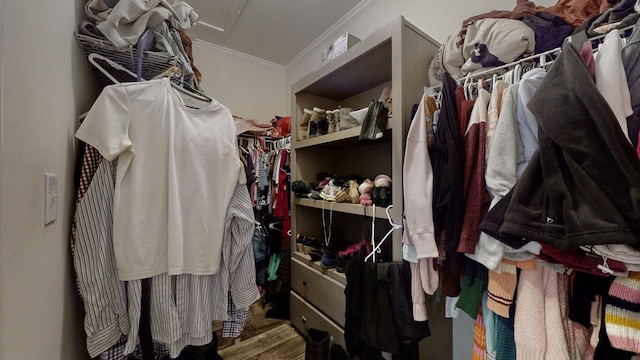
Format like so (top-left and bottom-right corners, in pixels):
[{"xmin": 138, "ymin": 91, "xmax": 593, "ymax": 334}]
[{"xmin": 214, "ymin": 301, "xmax": 306, "ymax": 360}]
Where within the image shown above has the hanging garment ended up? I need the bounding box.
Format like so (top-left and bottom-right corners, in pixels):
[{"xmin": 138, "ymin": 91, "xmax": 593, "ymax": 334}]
[
  {"xmin": 621, "ymin": 19, "xmax": 640, "ymax": 148},
  {"xmin": 500, "ymin": 37, "xmax": 640, "ymax": 249},
  {"xmin": 458, "ymin": 89, "xmax": 491, "ymax": 254},
  {"xmin": 76, "ymin": 78, "xmax": 243, "ymax": 281},
  {"xmin": 431, "ymin": 72, "xmax": 465, "ymax": 252}
]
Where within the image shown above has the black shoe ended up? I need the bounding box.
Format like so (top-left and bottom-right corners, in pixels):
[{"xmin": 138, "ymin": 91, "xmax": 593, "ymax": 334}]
[
  {"xmin": 317, "ymin": 115, "xmax": 329, "ymax": 135},
  {"xmin": 359, "ymin": 100, "xmax": 388, "ymax": 142},
  {"xmin": 308, "ymin": 120, "xmax": 319, "ymax": 138}
]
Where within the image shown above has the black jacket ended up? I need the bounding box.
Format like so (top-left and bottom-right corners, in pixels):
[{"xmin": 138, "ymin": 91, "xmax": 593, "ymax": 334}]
[{"xmin": 499, "ymin": 36, "xmax": 640, "ymax": 249}]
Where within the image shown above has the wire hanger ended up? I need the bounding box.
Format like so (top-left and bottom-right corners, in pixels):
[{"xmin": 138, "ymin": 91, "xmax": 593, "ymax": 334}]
[
  {"xmin": 364, "ymin": 205, "xmax": 402, "ymax": 262},
  {"xmin": 88, "ymin": 53, "xmax": 140, "ymax": 84}
]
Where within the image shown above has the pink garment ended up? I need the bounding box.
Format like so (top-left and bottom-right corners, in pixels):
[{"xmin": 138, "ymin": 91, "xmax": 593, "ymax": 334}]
[
  {"xmin": 514, "ymin": 264, "xmax": 594, "ymax": 359},
  {"xmin": 402, "ymin": 94, "xmax": 438, "ymax": 259}
]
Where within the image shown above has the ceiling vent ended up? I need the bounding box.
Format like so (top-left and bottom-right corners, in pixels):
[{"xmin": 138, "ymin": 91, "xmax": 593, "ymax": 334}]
[{"xmin": 192, "ymin": 0, "xmax": 248, "ymax": 35}]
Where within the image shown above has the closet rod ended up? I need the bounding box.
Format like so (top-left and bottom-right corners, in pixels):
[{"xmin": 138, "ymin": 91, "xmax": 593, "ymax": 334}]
[{"xmin": 426, "ymin": 24, "xmax": 636, "ymax": 93}]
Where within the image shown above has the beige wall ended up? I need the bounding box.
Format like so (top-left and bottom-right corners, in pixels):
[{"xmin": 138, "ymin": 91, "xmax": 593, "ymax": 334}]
[
  {"xmin": 0, "ymin": 0, "xmax": 98, "ymax": 358},
  {"xmin": 193, "ymin": 42, "xmax": 288, "ymax": 122}
]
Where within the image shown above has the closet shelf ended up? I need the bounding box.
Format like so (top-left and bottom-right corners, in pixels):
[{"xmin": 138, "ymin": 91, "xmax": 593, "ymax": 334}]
[
  {"xmin": 293, "ymin": 126, "xmax": 392, "ymax": 149},
  {"xmin": 294, "ymin": 198, "xmax": 388, "ymax": 219},
  {"xmin": 294, "ymin": 39, "xmax": 392, "ymax": 101},
  {"xmin": 76, "ymin": 33, "xmax": 184, "ymax": 81},
  {"xmin": 292, "ymin": 252, "xmax": 347, "ymax": 285}
]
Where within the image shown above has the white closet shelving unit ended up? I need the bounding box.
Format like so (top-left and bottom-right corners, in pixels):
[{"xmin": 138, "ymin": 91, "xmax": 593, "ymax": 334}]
[{"xmin": 289, "ymin": 16, "xmax": 445, "ymax": 352}]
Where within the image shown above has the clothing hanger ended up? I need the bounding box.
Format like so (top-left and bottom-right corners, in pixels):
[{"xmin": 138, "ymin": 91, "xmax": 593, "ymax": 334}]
[
  {"xmin": 463, "ymin": 73, "xmax": 474, "ymax": 100},
  {"xmin": 364, "ymin": 205, "xmax": 402, "ymax": 262},
  {"xmin": 167, "ymin": 65, "xmax": 212, "ymax": 103},
  {"xmin": 88, "ymin": 53, "xmax": 139, "ymax": 84}
]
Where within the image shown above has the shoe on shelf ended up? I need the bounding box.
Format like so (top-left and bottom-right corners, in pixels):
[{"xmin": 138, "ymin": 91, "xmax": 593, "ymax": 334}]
[
  {"xmin": 372, "ymin": 174, "xmax": 392, "ymax": 207},
  {"xmin": 358, "ymin": 179, "xmax": 374, "ymax": 206},
  {"xmin": 307, "ymin": 107, "xmax": 325, "ymax": 139},
  {"xmin": 296, "ymin": 234, "xmax": 306, "ymax": 253},
  {"xmin": 317, "ymin": 114, "xmax": 329, "ymax": 136},
  {"xmin": 298, "ymin": 108, "xmax": 313, "ymax": 141},
  {"xmin": 302, "ymin": 236, "xmax": 320, "ymax": 254},
  {"xmin": 374, "ymin": 174, "xmax": 391, "ymax": 187},
  {"xmin": 291, "ymin": 180, "xmax": 312, "ymax": 198},
  {"xmin": 308, "ymin": 248, "xmax": 323, "ymax": 262},
  {"xmin": 320, "ymin": 180, "xmax": 341, "ymax": 201},
  {"xmin": 326, "ymin": 110, "xmax": 337, "ymax": 134},
  {"xmin": 331, "ymin": 109, "xmax": 341, "ymax": 131},
  {"xmin": 335, "ymin": 188, "xmax": 350, "ymax": 203},
  {"xmin": 321, "ymin": 250, "xmax": 338, "ymax": 269},
  {"xmin": 359, "ymin": 100, "xmax": 389, "ymax": 142},
  {"xmin": 348, "ymin": 180, "xmax": 360, "ymax": 204},
  {"xmin": 337, "ymin": 107, "xmax": 359, "ymax": 130}
]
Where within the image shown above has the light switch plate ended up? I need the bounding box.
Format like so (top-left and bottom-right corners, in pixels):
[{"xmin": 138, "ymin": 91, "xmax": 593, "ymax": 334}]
[{"xmin": 44, "ymin": 173, "xmax": 58, "ymax": 225}]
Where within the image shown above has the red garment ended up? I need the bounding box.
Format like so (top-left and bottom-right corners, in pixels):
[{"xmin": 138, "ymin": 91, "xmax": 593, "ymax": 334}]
[
  {"xmin": 537, "ymin": 243, "xmax": 627, "ymax": 276},
  {"xmin": 273, "ymin": 152, "xmax": 289, "ymax": 218},
  {"xmin": 455, "ymin": 86, "xmax": 475, "ymax": 137},
  {"xmin": 458, "ymin": 119, "xmax": 491, "ymax": 254}
]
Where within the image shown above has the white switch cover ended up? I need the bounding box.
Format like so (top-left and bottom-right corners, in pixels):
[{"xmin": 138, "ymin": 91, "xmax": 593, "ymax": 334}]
[{"xmin": 44, "ymin": 173, "xmax": 58, "ymax": 225}]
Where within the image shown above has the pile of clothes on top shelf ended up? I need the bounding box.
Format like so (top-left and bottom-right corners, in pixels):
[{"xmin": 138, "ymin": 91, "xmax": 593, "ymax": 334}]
[
  {"xmin": 80, "ymin": 0, "xmax": 202, "ymax": 88},
  {"xmin": 428, "ymin": 0, "xmax": 639, "ymax": 86}
]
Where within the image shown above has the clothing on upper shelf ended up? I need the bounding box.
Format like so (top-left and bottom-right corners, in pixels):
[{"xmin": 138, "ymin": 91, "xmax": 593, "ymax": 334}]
[{"xmin": 76, "ymin": 78, "xmax": 243, "ymax": 281}]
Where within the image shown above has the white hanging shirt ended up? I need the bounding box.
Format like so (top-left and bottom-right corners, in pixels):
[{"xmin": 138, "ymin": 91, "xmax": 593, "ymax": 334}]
[{"xmin": 76, "ymin": 78, "xmax": 242, "ymax": 281}]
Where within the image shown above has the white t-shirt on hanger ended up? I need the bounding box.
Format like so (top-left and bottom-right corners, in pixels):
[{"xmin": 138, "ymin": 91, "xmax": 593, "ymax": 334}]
[{"xmin": 76, "ymin": 78, "xmax": 242, "ymax": 281}]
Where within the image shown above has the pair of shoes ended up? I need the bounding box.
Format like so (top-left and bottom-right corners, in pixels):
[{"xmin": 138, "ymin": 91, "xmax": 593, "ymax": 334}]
[
  {"xmin": 358, "ymin": 179, "xmax": 374, "ymax": 206},
  {"xmin": 359, "ymin": 99, "xmax": 389, "ymax": 141},
  {"xmin": 372, "ymin": 174, "xmax": 392, "ymax": 206}
]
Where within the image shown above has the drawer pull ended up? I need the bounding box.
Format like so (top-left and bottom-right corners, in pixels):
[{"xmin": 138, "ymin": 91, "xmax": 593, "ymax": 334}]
[{"xmin": 302, "ymin": 280, "xmax": 308, "ymax": 286}]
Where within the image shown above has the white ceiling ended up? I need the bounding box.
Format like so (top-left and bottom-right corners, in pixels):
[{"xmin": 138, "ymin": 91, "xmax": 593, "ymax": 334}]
[{"xmin": 187, "ymin": 0, "xmax": 365, "ymax": 66}]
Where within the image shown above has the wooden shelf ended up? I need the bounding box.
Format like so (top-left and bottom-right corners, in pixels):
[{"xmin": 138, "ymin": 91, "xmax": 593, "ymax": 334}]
[
  {"xmin": 294, "ymin": 198, "xmax": 388, "ymax": 219},
  {"xmin": 293, "ymin": 126, "xmax": 362, "ymax": 149}
]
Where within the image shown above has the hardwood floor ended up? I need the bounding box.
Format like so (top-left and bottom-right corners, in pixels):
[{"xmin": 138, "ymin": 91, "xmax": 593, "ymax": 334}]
[{"xmin": 214, "ymin": 300, "xmax": 306, "ymax": 360}]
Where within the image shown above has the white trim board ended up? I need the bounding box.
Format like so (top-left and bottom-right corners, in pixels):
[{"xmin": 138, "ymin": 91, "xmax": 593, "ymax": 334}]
[
  {"xmin": 284, "ymin": 0, "xmax": 380, "ymax": 70},
  {"xmin": 193, "ymin": 39, "xmax": 285, "ymax": 71}
]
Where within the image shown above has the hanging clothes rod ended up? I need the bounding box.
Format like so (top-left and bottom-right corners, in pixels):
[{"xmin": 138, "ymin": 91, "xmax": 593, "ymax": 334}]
[{"xmin": 426, "ymin": 24, "xmax": 636, "ymax": 93}]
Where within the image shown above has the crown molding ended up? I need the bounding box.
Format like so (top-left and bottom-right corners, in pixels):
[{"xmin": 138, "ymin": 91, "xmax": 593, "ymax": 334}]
[
  {"xmin": 284, "ymin": 0, "xmax": 380, "ymax": 70},
  {"xmin": 193, "ymin": 40, "xmax": 285, "ymax": 71}
]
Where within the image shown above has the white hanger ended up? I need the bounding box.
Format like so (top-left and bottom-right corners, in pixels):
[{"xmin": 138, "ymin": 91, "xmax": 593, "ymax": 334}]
[
  {"xmin": 88, "ymin": 53, "xmax": 139, "ymax": 84},
  {"xmin": 364, "ymin": 205, "xmax": 402, "ymax": 262},
  {"xmin": 463, "ymin": 73, "xmax": 474, "ymax": 100}
]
